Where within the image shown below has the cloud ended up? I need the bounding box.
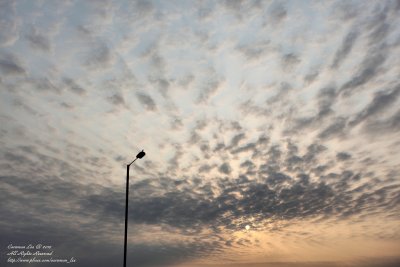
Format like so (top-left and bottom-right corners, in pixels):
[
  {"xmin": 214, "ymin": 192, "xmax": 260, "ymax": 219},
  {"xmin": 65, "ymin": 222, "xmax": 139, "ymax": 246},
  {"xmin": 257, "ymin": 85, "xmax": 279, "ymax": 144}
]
[
  {"xmin": 329, "ymin": 0, "xmax": 360, "ymax": 21},
  {"xmin": 108, "ymin": 92, "xmax": 125, "ymax": 107},
  {"xmin": 199, "ymin": 164, "xmax": 215, "ymax": 173},
  {"xmin": 336, "ymin": 152, "xmax": 352, "ymax": 161},
  {"xmin": 12, "ymin": 98, "xmax": 38, "ymax": 115},
  {"xmin": 0, "ymin": 52, "xmax": 26, "ymax": 76},
  {"xmin": 265, "ymin": 2, "xmax": 287, "ymax": 25},
  {"xmin": 240, "ymin": 99, "xmax": 270, "ymax": 117},
  {"xmin": 229, "ymin": 133, "xmax": 246, "ymax": 147},
  {"xmin": 366, "ymin": 3, "xmax": 393, "ymax": 46},
  {"xmin": 222, "ymin": 0, "xmax": 263, "ymax": 21},
  {"xmin": 197, "ymin": 69, "xmax": 224, "ymax": 104},
  {"xmin": 26, "ymin": 27, "xmax": 51, "ymax": 52},
  {"xmin": 283, "ymin": 86, "xmax": 336, "ymax": 135},
  {"xmin": 133, "ymin": 0, "xmax": 155, "ymax": 18},
  {"xmin": 29, "ymin": 77, "xmax": 61, "ymax": 93},
  {"xmin": 339, "ymin": 48, "xmax": 386, "ymax": 97},
  {"xmin": 85, "ymin": 42, "xmax": 115, "ymax": 69},
  {"xmin": 349, "ymin": 84, "xmax": 400, "ymax": 127},
  {"xmin": 1, "ymin": 132, "xmax": 400, "ymax": 266},
  {"xmin": 136, "ymin": 92, "xmax": 157, "ymax": 111},
  {"xmin": 218, "ymin": 162, "xmax": 232, "ymax": 175},
  {"xmin": 95, "ymin": 147, "xmax": 392, "ymax": 234},
  {"xmin": 331, "ymin": 30, "xmax": 358, "ymax": 69},
  {"xmin": 232, "ymin": 142, "xmax": 256, "ymax": 154},
  {"xmin": 318, "ymin": 117, "xmax": 347, "ymax": 139},
  {"xmin": 1, "ymin": 1, "xmax": 400, "ymax": 265},
  {"xmin": 63, "ymin": 77, "xmax": 86, "ymax": 95},
  {"xmin": 178, "ymin": 74, "xmax": 195, "ymax": 89},
  {"xmin": 3, "ymin": 153, "xmax": 398, "ymax": 236},
  {"xmin": 0, "ymin": 0, "xmax": 20, "ymax": 46},
  {"xmin": 316, "ymin": 87, "xmax": 336, "ymax": 121},
  {"xmin": 363, "ymin": 108, "xmax": 400, "ymax": 134},
  {"xmin": 281, "ymin": 53, "xmax": 300, "ymax": 71},
  {"xmin": 170, "ymin": 116, "xmax": 183, "ymax": 130},
  {"xmin": 304, "ymin": 71, "xmax": 319, "ymax": 84},
  {"xmin": 236, "ymin": 41, "xmax": 270, "ymax": 61},
  {"xmin": 148, "ymin": 77, "xmax": 170, "ymax": 98}
]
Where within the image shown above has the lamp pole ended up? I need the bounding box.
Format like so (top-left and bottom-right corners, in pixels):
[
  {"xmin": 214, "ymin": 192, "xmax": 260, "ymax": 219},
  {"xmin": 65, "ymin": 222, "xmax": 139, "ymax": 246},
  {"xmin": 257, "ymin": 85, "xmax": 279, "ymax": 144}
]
[{"xmin": 124, "ymin": 150, "xmax": 145, "ymax": 267}]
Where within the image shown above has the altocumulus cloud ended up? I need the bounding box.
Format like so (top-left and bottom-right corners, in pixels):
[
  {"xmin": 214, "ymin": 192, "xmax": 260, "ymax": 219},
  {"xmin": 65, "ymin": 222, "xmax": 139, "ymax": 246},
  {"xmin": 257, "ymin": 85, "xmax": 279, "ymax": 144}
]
[{"xmin": 1, "ymin": 0, "xmax": 400, "ymax": 266}]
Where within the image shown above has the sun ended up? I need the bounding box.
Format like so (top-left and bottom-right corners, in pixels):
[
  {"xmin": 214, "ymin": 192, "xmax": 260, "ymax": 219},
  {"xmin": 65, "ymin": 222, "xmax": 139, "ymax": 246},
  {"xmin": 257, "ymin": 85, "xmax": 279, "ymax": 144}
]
[{"xmin": 245, "ymin": 225, "xmax": 250, "ymax": 231}]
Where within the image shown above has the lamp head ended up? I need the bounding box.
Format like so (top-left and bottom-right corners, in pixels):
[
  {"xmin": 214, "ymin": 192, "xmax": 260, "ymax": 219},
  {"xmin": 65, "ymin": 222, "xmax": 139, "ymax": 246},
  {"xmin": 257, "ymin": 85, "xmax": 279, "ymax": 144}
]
[{"xmin": 136, "ymin": 150, "xmax": 145, "ymax": 159}]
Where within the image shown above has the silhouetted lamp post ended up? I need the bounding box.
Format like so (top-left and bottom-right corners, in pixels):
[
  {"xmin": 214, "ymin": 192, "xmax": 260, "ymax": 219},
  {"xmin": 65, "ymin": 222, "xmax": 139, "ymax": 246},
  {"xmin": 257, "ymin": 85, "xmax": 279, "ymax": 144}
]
[{"xmin": 124, "ymin": 150, "xmax": 145, "ymax": 267}]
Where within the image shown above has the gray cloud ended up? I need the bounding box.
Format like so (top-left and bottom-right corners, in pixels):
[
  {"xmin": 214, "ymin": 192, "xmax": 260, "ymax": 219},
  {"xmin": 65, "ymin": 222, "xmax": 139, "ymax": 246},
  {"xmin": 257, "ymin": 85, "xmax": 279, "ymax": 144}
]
[
  {"xmin": 3, "ymin": 155, "xmax": 397, "ymax": 237},
  {"xmin": 133, "ymin": 0, "xmax": 155, "ymax": 18},
  {"xmin": 237, "ymin": 41, "xmax": 270, "ymax": 61},
  {"xmin": 265, "ymin": 2, "xmax": 287, "ymax": 25},
  {"xmin": 223, "ymin": 0, "xmax": 245, "ymax": 11},
  {"xmin": 29, "ymin": 77, "xmax": 61, "ymax": 93},
  {"xmin": 108, "ymin": 92, "xmax": 125, "ymax": 107},
  {"xmin": 12, "ymin": 98, "xmax": 38, "ymax": 115},
  {"xmin": 1, "ymin": 134, "xmax": 400, "ymax": 266},
  {"xmin": 369, "ymin": 21, "xmax": 390, "ymax": 46},
  {"xmin": 197, "ymin": 71, "xmax": 223, "ymax": 104},
  {"xmin": 349, "ymin": 84, "xmax": 400, "ymax": 127},
  {"xmin": 331, "ymin": 30, "xmax": 358, "ymax": 69},
  {"xmin": 170, "ymin": 116, "xmax": 183, "ymax": 130},
  {"xmin": 60, "ymin": 102, "xmax": 74, "ymax": 109},
  {"xmin": 218, "ymin": 162, "xmax": 232, "ymax": 175},
  {"xmin": 330, "ymin": 1, "xmax": 360, "ymax": 22},
  {"xmin": 63, "ymin": 77, "xmax": 86, "ymax": 95},
  {"xmin": 304, "ymin": 71, "xmax": 319, "ymax": 84},
  {"xmin": 136, "ymin": 92, "xmax": 157, "ymax": 111},
  {"xmin": 199, "ymin": 164, "xmax": 215, "ymax": 173},
  {"xmin": 26, "ymin": 27, "xmax": 51, "ymax": 52},
  {"xmin": 167, "ymin": 144, "xmax": 184, "ymax": 173},
  {"xmin": 179, "ymin": 74, "xmax": 195, "ymax": 89},
  {"xmin": 85, "ymin": 42, "xmax": 114, "ymax": 69},
  {"xmin": 316, "ymin": 87, "xmax": 336, "ymax": 121},
  {"xmin": 222, "ymin": 0, "xmax": 263, "ymax": 21},
  {"xmin": 229, "ymin": 133, "xmax": 246, "ymax": 147},
  {"xmin": 232, "ymin": 142, "xmax": 256, "ymax": 154},
  {"xmin": 366, "ymin": 3, "xmax": 392, "ymax": 46},
  {"xmin": 318, "ymin": 117, "xmax": 347, "ymax": 139},
  {"xmin": 124, "ymin": 168, "xmax": 397, "ymax": 232},
  {"xmin": 336, "ymin": 152, "xmax": 352, "ymax": 161},
  {"xmin": 363, "ymin": 108, "xmax": 400, "ymax": 134},
  {"xmin": 0, "ymin": 52, "xmax": 26, "ymax": 76},
  {"xmin": 281, "ymin": 53, "xmax": 300, "ymax": 71},
  {"xmin": 240, "ymin": 99, "xmax": 270, "ymax": 117},
  {"xmin": 231, "ymin": 134, "xmax": 269, "ymax": 156},
  {"xmin": 141, "ymin": 40, "xmax": 167, "ymax": 76},
  {"xmin": 339, "ymin": 49, "xmax": 386, "ymax": 97},
  {"xmin": 284, "ymin": 86, "xmax": 337, "ymax": 135},
  {"xmin": 0, "ymin": 1, "xmax": 20, "ymax": 46},
  {"xmin": 148, "ymin": 77, "xmax": 170, "ymax": 98},
  {"xmin": 267, "ymin": 82, "xmax": 293, "ymax": 104}
]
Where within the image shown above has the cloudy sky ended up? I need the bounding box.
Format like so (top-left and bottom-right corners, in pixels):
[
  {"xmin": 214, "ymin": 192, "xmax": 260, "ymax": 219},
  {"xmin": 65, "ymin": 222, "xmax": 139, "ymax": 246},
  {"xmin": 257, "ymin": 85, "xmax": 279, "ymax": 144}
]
[{"xmin": 1, "ymin": 0, "xmax": 400, "ymax": 266}]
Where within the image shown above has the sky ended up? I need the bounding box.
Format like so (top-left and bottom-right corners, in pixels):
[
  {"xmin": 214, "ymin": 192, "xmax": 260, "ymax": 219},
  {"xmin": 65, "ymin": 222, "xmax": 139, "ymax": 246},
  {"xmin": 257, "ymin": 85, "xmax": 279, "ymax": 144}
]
[{"xmin": 1, "ymin": 0, "xmax": 400, "ymax": 266}]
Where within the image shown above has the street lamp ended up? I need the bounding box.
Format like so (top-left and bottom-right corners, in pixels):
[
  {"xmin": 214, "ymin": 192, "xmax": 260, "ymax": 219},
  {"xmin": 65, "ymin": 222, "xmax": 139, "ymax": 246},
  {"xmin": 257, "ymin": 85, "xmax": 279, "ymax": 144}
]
[{"xmin": 124, "ymin": 150, "xmax": 145, "ymax": 267}]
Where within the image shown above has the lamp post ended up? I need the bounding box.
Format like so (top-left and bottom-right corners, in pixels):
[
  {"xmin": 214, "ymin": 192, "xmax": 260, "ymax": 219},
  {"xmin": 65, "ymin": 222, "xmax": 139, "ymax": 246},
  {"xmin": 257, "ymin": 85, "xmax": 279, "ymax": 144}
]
[{"xmin": 124, "ymin": 150, "xmax": 145, "ymax": 267}]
